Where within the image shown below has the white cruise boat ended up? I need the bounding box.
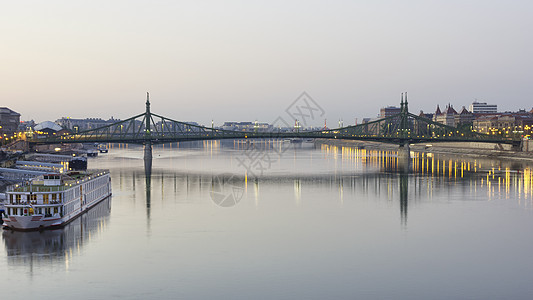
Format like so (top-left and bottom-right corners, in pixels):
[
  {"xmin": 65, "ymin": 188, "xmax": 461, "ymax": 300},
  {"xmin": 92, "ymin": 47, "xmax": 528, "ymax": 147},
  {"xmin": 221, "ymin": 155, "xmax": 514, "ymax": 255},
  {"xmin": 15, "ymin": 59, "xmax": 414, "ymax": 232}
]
[{"xmin": 2, "ymin": 170, "xmax": 111, "ymax": 231}]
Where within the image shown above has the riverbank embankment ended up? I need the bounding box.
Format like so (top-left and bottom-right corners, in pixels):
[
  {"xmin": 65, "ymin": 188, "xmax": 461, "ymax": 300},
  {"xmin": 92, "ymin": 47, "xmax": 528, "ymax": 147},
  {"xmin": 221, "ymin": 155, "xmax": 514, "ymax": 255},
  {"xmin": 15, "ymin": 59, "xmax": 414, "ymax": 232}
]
[{"xmin": 315, "ymin": 139, "xmax": 533, "ymax": 162}]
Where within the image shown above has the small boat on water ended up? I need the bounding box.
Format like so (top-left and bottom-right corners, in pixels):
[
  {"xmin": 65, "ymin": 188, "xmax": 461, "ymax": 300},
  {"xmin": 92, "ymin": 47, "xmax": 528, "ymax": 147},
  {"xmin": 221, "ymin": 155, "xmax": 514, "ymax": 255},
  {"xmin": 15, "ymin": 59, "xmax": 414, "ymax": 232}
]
[
  {"xmin": 289, "ymin": 138, "xmax": 303, "ymax": 143},
  {"xmin": 86, "ymin": 150, "xmax": 98, "ymax": 157},
  {"xmin": 97, "ymin": 144, "xmax": 108, "ymax": 153},
  {"xmin": 2, "ymin": 170, "xmax": 112, "ymax": 231}
]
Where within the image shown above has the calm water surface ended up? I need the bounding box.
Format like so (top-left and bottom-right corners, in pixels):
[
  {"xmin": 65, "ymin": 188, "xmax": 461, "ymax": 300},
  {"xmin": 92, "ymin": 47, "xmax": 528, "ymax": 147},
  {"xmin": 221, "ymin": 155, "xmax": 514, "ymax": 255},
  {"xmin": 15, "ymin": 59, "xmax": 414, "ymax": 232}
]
[{"xmin": 2, "ymin": 141, "xmax": 533, "ymax": 299}]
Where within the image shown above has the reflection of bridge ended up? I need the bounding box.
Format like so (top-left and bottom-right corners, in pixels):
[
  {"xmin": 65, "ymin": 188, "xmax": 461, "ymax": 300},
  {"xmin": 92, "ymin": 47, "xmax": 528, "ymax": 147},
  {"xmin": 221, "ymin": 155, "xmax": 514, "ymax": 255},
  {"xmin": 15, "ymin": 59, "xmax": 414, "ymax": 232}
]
[{"xmin": 30, "ymin": 93, "xmax": 519, "ymax": 151}]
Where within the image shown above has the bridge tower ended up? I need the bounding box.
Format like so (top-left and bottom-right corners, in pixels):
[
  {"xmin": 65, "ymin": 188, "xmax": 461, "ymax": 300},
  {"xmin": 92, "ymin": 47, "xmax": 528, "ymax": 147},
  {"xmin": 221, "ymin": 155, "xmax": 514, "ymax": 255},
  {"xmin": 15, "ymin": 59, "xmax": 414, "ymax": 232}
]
[
  {"xmin": 400, "ymin": 92, "xmax": 409, "ymax": 137},
  {"xmin": 144, "ymin": 92, "xmax": 153, "ymax": 163},
  {"xmin": 398, "ymin": 92, "xmax": 411, "ymax": 164}
]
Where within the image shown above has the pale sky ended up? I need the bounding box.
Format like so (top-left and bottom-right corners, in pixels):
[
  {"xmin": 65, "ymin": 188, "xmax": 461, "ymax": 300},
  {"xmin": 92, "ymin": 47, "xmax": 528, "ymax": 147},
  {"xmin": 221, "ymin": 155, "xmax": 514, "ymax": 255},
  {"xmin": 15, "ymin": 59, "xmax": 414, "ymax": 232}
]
[{"xmin": 1, "ymin": 0, "xmax": 532, "ymax": 126}]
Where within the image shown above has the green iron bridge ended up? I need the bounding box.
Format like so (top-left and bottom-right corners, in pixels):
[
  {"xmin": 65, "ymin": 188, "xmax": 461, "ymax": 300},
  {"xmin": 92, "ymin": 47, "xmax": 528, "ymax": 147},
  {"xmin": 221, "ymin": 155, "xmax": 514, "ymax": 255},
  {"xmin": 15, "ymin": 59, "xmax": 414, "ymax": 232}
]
[{"xmin": 28, "ymin": 93, "xmax": 520, "ymax": 149}]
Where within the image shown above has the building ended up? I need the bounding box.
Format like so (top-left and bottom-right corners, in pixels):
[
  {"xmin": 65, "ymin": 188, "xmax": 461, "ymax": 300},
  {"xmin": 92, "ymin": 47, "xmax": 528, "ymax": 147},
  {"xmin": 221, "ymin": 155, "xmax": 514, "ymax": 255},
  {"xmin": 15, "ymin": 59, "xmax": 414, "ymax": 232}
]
[
  {"xmin": 418, "ymin": 110, "xmax": 433, "ymax": 120},
  {"xmin": 469, "ymin": 101, "xmax": 497, "ymax": 114},
  {"xmin": 56, "ymin": 117, "xmax": 120, "ymax": 132},
  {"xmin": 380, "ymin": 106, "xmax": 401, "ymax": 118},
  {"xmin": 222, "ymin": 121, "xmax": 272, "ymax": 132},
  {"xmin": 434, "ymin": 104, "xmax": 457, "ymax": 127},
  {"xmin": 473, "ymin": 115, "xmax": 499, "ymax": 134},
  {"xmin": 34, "ymin": 121, "xmax": 64, "ymax": 136},
  {"xmin": 0, "ymin": 107, "xmax": 21, "ymax": 136},
  {"xmin": 19, "ymin": 120, "xmax": 35, "ymax": 132},
  {"xmin": 455, "ymin": 106, "xmax": 475, "ymax": 127},
  {"xmin": 473, "ymin": 112, "xmax": 533, "ymax": 138}
]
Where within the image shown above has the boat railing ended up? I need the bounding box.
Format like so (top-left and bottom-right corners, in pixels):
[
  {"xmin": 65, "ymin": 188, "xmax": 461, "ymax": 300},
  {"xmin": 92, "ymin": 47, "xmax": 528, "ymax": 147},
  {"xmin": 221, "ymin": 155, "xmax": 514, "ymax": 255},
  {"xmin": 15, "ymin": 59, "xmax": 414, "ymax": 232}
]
[
  {"xmin": 5, "ymin": 169, "xmax": 110, "ymax": 192},
  {"xmin": 7, "ymin": 200, "xmax": 63, "ymax": 206},
  {"xmin": 6, "ymin": 185, "xmax": 69, "ymax": 193}
]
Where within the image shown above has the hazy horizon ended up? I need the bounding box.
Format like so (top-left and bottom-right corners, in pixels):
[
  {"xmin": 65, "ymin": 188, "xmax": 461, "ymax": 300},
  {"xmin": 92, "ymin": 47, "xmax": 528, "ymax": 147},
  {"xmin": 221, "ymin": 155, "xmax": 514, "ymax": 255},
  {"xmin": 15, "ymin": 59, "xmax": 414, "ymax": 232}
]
[{"xmin": 2, "ymin": 0, "xmax": 532, "ymax": 126}]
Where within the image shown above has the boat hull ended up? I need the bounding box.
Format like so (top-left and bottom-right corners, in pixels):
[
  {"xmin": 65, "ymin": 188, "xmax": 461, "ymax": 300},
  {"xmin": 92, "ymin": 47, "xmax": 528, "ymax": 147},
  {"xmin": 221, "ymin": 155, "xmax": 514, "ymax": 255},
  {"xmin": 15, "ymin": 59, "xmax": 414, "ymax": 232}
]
[{"xmin": 2, "ymin": 194, "xmax": 111, "ymax": 231}]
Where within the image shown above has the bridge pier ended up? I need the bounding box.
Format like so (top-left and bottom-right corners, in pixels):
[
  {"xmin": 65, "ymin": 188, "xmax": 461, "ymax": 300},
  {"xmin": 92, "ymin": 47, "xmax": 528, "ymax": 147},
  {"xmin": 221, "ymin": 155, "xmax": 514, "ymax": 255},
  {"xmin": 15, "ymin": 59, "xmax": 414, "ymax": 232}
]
[
  {"xmin": 144, "ymin": 141, "xmax": 153, "ymax": 174},
  {"xmin": 144, "ymin": 141, "xmax": 152, "ymax": 160},
  {"xmin": 397, "ymin": 143, "xmax": 410, "ymax": 172},
  {"xmin": 397, "ymin": 143, "xmax": 410, "ymax": 159}
]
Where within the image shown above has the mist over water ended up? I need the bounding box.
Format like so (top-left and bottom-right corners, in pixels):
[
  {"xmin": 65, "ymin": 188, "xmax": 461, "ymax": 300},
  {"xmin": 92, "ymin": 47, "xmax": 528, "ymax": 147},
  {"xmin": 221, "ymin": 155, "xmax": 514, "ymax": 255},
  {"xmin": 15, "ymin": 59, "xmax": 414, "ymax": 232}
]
[{"xmin": 2, "ymin": 141, "xmax": 533, "ymax": 299}]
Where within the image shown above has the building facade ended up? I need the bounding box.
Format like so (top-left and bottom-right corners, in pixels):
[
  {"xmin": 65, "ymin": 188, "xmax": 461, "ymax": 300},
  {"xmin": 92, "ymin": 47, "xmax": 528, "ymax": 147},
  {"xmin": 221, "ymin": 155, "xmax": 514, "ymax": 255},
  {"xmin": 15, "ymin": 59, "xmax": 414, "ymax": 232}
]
[
  {"xmin": 469, "ymin": 101, "xmax": 497, "ymax": 114},
  {"xmin": 473, "ymin": 113, "xmax": 533, "ymax": 138},
  {"xmin": 222, "ymin": 121, "xmax": 272, "ymax": 132},
  {"xmin": 0, "ymin": 107, "xmax": 21, "ymax": 137},
  {"xmin": 380, "ymin": 106, "xmax": 401, "ymax": 118},
  {"xmin": 56, "ymin": 117, "xmax": 121, "ymax": 132},
  {"xmin": 455, "ymin": 107, "xmax": 475, "ymax": 127},
  {"xmin": 434, "ymin": 104, "xmax": 457, "ymax": 127}
]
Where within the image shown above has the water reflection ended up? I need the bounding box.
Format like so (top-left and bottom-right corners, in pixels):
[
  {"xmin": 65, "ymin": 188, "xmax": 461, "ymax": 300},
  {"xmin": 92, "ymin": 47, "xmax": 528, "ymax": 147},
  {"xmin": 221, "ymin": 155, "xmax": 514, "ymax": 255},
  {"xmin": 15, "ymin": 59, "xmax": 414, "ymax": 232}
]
[
  {"xmin": 110, "ymin": 143, "xmax": 533, "ymax": 230},
  {"xmin": 145, "ymin": 158, "xmax": 152, "ymax": 235},
  {"xmin": 109, "ymin": 141, "xmax": 533, "ymax": 233},
  {"xmin": 321, "ymin": 144, "xmax": 533, "ymax": 203},
  {"xmin": 2, "ymin": 197, "xmax": 111, "ymax": 271},
  {"xmin": 399, "ymin": 172, "xmax": 408, "ymax": 226},
  {"xmin": 130, "ymin": 166, "xmax": 532, "ymax": 234}
]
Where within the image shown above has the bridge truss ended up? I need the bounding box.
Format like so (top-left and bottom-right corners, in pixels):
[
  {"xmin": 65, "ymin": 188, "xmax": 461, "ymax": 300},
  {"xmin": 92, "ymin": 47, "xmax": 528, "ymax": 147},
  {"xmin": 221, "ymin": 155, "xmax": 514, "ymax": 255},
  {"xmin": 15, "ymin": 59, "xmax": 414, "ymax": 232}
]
[{"xmin": 29, "ymin": 93, "xmax": 519, "ymax": 146}]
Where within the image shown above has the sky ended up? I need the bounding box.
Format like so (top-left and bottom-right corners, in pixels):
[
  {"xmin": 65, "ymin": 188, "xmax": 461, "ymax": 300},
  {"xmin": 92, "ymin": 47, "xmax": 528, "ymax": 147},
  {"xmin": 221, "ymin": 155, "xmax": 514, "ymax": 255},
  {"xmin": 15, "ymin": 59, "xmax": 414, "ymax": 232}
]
[{"xmin": 1, "ymin": 0, "xmax": 532, "ymax": 127}]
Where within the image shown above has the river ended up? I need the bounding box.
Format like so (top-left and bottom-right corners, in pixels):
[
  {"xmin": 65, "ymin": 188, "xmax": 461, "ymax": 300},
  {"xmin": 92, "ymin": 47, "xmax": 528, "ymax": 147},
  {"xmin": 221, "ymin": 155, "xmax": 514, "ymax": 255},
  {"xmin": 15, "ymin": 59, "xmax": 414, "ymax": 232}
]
[{"xmin": 2, "ymin": 140, "xmax": 533, "ymax": 299}]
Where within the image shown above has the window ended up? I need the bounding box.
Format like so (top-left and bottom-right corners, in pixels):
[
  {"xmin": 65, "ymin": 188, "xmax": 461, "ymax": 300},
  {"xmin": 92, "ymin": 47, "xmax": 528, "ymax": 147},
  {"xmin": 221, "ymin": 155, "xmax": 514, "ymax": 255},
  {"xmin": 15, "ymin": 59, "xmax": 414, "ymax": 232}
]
[{"xmin": 43, "ymin": 194, "xmax": 49, "ymax": 204}]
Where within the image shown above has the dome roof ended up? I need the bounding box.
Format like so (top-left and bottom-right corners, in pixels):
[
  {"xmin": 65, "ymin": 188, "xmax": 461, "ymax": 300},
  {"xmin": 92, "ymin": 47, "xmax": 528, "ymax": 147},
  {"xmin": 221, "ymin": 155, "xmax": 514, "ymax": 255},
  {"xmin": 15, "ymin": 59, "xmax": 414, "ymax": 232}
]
[{"xmin": 34, "ymin": 121, "xmax": 62, "ymax": 132}]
